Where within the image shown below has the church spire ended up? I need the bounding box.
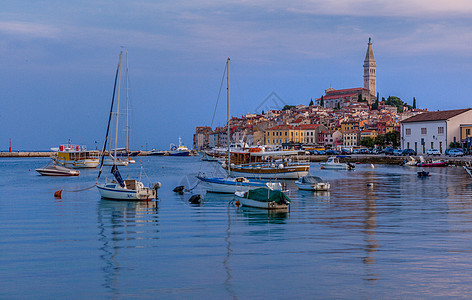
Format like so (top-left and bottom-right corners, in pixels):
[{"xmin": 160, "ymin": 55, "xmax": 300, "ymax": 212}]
[{"xmin": 363, "ymin": 37, "xmax": 376, "ymax": 101}]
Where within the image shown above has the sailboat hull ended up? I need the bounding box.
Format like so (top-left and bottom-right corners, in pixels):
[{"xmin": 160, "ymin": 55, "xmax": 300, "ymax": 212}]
[
  {"xmin": 97, "ymin": 183, "xmax": 156, "ymax": 200},
  {"xmin": 197, "ymin": 176, "xmax": 282, "ymax": 194}
]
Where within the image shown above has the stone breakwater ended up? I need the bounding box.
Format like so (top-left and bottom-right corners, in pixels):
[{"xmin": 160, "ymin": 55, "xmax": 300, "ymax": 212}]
[{"xmin": 0, "ymin": 152, "xmax": 54, "ymax": 157}]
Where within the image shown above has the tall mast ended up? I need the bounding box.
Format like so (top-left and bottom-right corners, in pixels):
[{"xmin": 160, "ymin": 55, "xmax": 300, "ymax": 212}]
[
  {"xmin": 226, "ymin": 58, "xmax": 230, "ymax": 176},
  {"xmin": 114, "ymin": 51, "xmax": 123, "ymax": 163},
  {"xmin": 126, "ymin": 50, "xmax": 130, "ymax": 153}
]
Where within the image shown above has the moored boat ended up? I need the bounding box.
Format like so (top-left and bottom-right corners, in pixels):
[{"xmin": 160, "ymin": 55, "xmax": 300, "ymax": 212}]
[
  {"xmin": 197, "ymin": 175, "xmax": 283, "ymax": 194},
  {"xmin": 96, "ymin": 50, "xmax": 160, "ymax": 201},
  {"xmin": 320, "ymin": 156, "xmax": 354, "ymax": 170},
  {"xmin": 234, "ymin": 187, "xmax": 290, "ymax": 209},
  {"xmin": 51, "ymin": 143, "xmax": 100, "ymax": 169},
  {"xmin": 169, "ymin": 137, "xmax": 190, "ymax": 156},
  {"xmin": 36, "ymin": 161, "xmax": 80, "ymax": 176},
  {"xmin": 417, "ymin": 160, "xmax": 447, "ymax": 167},
  {"xmin": 295, "ymin": 175, "xmax": 330, "ymax": 191}
]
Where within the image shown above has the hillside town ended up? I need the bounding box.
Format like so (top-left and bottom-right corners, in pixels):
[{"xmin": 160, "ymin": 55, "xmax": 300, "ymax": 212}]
[{"xmin": 194, "ymin": 39, "xmax": 472, "ymax": 155}]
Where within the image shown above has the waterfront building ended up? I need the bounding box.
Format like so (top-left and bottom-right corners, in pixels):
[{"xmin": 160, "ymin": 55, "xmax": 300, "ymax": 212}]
[
  {"xmin": 401, "ymin": 108, "xmax": 472, "ymax": 154},
  {"xmin": 341, "ymin": 119, "xmax": 360, "ymax": 134},
  {"xmin": 193, "ymin": 126, "xmax": 212, "ymax": 150},
  {"xmin": 299, "ymin": 124, "xmax": 328, "ymax": 146},
  {"xmin": 322, "ymin": 130, "xmax": 343, "ymax": 147},
  {"xmin": 360, "ymin": 129, "xmax": 378, "ymax": 140},
  {"xmin": 265, "ymin": 124, "xmax": 304, "ymax": 146},
  {"xmin": 343, "ymin": 130, "xmax": 360, "ymax": 147}
]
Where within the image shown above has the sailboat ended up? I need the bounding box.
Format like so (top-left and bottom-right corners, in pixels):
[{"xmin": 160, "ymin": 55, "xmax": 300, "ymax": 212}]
[
  {"xmin": 196, "ymin": 58, "xmax": 283, "ymax": 194},
  {"xmin": 96, "ymin": 50, "xmax": 159, "ymax": 201}
]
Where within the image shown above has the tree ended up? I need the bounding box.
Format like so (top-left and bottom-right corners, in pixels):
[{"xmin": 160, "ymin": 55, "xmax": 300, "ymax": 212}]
[
  {"xmin": 357, "ymin": 94, "xmax": 367, "ymax": 103},
  {"xmin": 282, "ymin": 105, "xmax": 295, "ymax": 111},
  {"xmin": 377, "ymin": 92, "xmax": 379, "ymax": 101},
  {"xmin": 261, "ymin": 110, "xmax": 265, "ymax": 115},
  {"xmin": 320, "ymin": 96, "xmax": 324, "ymax": 107},
  {"xmin": 449, "ymin": 142, "xmax": 460, "ymax": 149},
  {"xmin": 413, "ymin": 97, "xmax": 416, "ymax": 109},
  {"xmin": 385, "ymin": 131, "xmax": 401, "ymax": 148},
  {"xmin": 309, "ymin": 98, "xmax": 314, "ymax": 106},
  {"xmin": 372, "ymin": 98, "xmax": 379, "ymax": 110},
  {"xmin": 361, "ymin": 137, "xmax": 375, "ymax": 148}
]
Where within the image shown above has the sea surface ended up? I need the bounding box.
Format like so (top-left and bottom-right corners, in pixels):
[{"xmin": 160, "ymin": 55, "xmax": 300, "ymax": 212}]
[{"xmin": 1, "ymin": 156, "xmax": 472, "ymax": 299}]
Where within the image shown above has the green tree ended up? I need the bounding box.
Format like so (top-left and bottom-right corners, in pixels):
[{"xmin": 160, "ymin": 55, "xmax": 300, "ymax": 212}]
[
  {"xmin": 309, "ymin": 98, "xmax": 314, "ymax": 106},
  {"xmin": 282, "ymin": 105, "xmax": 295, "ymax": 111},
  {"xmin": 374, "ymin": 135, "xmax": 385, "ymax": 147},
  {"xmin": 361, "ymin": 137, "xmax": 375, "ymax": 148},
  {"xmin": 413, "ymin": 97, "xmax": 416, "ymax": 109},
  {"xmin": 385, "ymin": 131, "xmax": 400, "ymax": 148},
  {"xmin": 449, "ymin": 142, "xmax": 460, "ymax": 148},
  {"xmin": 320, "ymin": 96, "xmax": 324, "ymax": 107},
  {"xmin": 372, "ymin": 98, "xmax": 379, "ymax": 110}
]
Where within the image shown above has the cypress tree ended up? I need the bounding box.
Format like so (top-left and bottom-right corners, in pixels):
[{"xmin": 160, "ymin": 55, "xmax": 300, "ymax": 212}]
[
  {"xmin": 413, "ymin": 97, "xmax": 416, "ymax": 109},
  {"xmin": 320, "ymin": 96, "xmax": 324, "ymax": 107},
  {"xmin": 309, "ymin": 98, "xmax": 314, "ymax": 106}
]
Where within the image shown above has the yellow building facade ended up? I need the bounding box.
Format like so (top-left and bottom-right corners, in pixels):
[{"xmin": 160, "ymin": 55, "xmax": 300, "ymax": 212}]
[{"xmin": 265, "ymin": 125, "xmax": 304, "ymax": 146}]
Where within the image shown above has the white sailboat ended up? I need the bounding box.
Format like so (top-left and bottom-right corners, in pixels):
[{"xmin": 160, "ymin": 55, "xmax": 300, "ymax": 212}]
[
  {"xmin": 96, "ymin": 50, "xmax": 159, "ymax": 201},
  {"xmin": 197, "ymin": 58, "xmax": 283, "ymax": 193}
]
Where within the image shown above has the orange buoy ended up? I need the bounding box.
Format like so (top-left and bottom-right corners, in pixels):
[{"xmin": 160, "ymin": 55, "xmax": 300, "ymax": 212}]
[
  {"xmin": 54, "ymin": 190, "xmax": 63, "ymax": 198},
  {"xmin": 235, "ymin": 200, "xmax": 241, "ymax": 207}
]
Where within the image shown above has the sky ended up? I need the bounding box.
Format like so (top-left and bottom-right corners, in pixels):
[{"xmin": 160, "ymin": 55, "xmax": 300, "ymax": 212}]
[{"xmin": 1, "ymin": 0, "xmax": 472, "ymax": 151}]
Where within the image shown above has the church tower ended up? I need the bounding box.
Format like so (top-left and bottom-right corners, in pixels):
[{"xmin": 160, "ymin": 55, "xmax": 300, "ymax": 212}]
[{"xmin": 363, "ymin": 38, "xmax": 376, "ymax": 101}]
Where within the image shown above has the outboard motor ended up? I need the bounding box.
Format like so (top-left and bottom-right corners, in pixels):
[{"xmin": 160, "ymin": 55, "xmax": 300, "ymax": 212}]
[
  {"xmin": 189, "ymin": 194, "xmax": 202, "ymax": 204},
  {"xmin": 173, "ymin": 185, "xmax": 185, "ymax": 194}
]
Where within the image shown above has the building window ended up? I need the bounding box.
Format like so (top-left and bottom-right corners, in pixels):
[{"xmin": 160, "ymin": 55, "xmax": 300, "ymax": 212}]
[
  {"xmin": 467, "ymin": 129, "xmax": 471, "ymax": 135},
  {"xmin": 438, "ymin": 127, "xmax": 444, "ymax": 134},
  {"xmin": 421, "ymin": 128, "xmax": 427, "ymax": 135},
  {"xmin": 405, "ymin": 128, "xmax": 411, "ymax": 136}
]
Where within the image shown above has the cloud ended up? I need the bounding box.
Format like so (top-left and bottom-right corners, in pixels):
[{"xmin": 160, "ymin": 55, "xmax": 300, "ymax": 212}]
[{"xmin": 0, "ymin": 21, "xmax": 60, "ymax": 39}]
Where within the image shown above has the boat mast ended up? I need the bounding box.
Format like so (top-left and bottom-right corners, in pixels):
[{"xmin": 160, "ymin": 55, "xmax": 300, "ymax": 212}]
[
  {"xmin": 226, "ymin": 58, "xmax": 231, "ymax": 176},
  {"xmin": 114, "ymin": 51, "xmax": 123, "ymax": 163},
  {"xmin": 126, "ymin": 50, "xmax": 130, "ymax": 153}
]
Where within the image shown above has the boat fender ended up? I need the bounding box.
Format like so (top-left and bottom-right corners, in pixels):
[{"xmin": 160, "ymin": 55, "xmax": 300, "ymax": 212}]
[
  {"xmin": 189, "ymin": 194, "xmax": 202, "ymax": 204},
  {"xmin": 54, "ymin": 189, "xmax": 63, "ymax": 198},
  {"xmin": 278, "ymin": 164, "xmax": 284, "ymax": 169},
  {"xmin": 154, "ymin": 182, "xmax": 162, "ymax": 190},
  {"xmin": 234, "ymin": 200, "xmax": 241, "ymax": 207}
]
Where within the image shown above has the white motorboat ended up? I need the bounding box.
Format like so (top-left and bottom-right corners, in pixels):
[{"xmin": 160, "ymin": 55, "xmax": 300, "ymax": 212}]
[
  {"xmin": 464, "ymin": 161, "xmax": 472, "ymax": 177},
  {"xmin": 197, "ymin": 175, "xmax": 283, "ymax": 194},
  {"xmin": 234, "ymin": 187, "xmax": 290, "ymax": 209},
  {"xmin": 102, "ymin": 157, "xmax": 129, "ymax": 166},
  {"xmin": 96, "ymin": 50, "xmax": 160, "ymax": 201},
  {"xmin": 295, "ymin": 175, "xmax": 330, "ymax": 191},
  {"xmin": 36, "ymin": 161, "xmax": 80, "ymax": 176},
  {"xmin": 400, "ymin": 156, "xmax": 418, "ymax": 167},
  {"xmin": 320, "ymin": 156, "xmax": 354, "ymax": 170}
]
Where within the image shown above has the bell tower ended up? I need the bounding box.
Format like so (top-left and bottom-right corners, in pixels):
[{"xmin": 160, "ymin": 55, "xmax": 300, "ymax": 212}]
[{"xmin": 363, "ymin": 37, "xmax": 376, "ymax": 101}]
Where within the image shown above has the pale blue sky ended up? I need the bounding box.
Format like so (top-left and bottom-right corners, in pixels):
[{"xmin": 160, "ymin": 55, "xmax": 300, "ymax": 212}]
[{"xmin": 1, "ymin": 1, "xmax": 472, "ymax": 150}]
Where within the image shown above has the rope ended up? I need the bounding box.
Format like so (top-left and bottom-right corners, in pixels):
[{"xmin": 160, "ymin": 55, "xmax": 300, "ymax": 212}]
[{"xmin": 61, "ymin": 184, "xmax": 97, "ymax": 193}]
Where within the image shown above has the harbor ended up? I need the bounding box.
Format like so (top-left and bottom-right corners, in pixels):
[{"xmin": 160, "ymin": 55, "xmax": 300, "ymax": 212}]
[{"xmin": 2, "ymin": 155, "xmax": 472, "ymax": 298}]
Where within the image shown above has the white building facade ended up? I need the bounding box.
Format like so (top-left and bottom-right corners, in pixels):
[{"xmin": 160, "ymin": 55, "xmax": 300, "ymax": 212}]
[{"xmin": 401, "ymin": 109, "xmax": 472, "ymax": 154}]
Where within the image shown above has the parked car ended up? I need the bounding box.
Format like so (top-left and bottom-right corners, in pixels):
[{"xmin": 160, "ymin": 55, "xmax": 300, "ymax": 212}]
[
  {"xmin": 448, "ymin": 149, "xmax": 464, "ymax": 157},
  {"xmin": 393, "ymin": 149, "xmax": 403, "ymax": 156},
  {"xmin": 325, "ymin": 150, "xmax": 339, "ymax": 155},
  {"xmin": 383, "ymin": 147, "xmax": 395, "ymax": 155},
  {"xmin": 426, "ymin": 149, "xmax": 441, "ymax": 156},
  {"xmin": 402, "ymin": 148, "xmax": 417, "ymax": 156},
  {"xmin": 359, "ymin": 148, "xmax": 371, "ymax": 154},
  {"xmin": 371, "ymin": 148, "xmax": 382, "ymax": 155}
]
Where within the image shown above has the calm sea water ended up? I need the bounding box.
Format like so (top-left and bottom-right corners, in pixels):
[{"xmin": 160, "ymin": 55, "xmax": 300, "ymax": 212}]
[{"xmin": 1, "ymin": 156, "xmax": 472, "ymax": 299}]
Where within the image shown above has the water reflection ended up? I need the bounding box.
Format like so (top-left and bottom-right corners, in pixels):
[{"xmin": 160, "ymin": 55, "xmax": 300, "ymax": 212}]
[{"xmin": 96, "ymin": 200, "xmax": 159, "ymax": 297}]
